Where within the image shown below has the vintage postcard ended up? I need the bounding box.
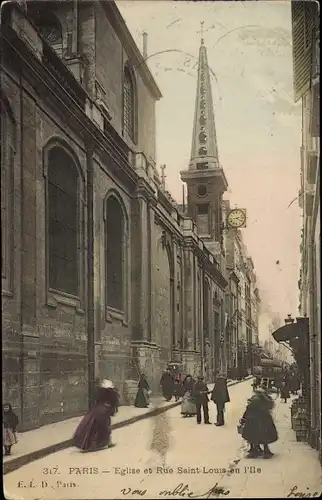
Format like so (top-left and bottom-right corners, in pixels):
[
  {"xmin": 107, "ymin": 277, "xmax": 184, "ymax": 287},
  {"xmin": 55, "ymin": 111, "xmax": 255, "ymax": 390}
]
[{"xmin": 1, "ymin": 0, "xmax": 321, "ymax": 498}]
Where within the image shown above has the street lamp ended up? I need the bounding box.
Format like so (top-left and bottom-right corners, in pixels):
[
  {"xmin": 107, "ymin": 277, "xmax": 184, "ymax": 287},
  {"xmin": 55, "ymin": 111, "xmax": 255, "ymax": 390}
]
[{"xmin": 284, "ymin": 314, "xmax": 295, "ymax": 325}]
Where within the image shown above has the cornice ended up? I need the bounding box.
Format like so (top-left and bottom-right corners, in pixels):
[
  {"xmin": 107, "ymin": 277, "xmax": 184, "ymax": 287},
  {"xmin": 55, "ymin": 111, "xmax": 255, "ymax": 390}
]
[
  {"xmin": 102, "ymin": 1, "xmax": 162, "ymax": 100},
  {"xmin": 183, "ymin": 236, "xmax": 227, "ymax": 290},
  {"xmin": 154, "ymin": 210, "xmax": 183, "ymax": 243},
  {"xmin": 2, "ymin": 22, "xmax": 141, "ymax": 191},
  {"xmin": 157, "ymin": 188, "xmax": 175, "ymax": 214},
  {"xmin": 132, "ymin": 178, "xmax": 157, "ymax": 204}
]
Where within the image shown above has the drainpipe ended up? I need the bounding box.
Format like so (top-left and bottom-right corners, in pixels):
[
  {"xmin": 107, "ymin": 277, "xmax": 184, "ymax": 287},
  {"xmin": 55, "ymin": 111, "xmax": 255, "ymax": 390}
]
[
  {"xmin": 19, "ymin": 62, "xmax": 24, "ymax": 427},
  {"xmin": 86, "ymin": 145, "xmax": 95, "ymax": 409},
  {"xmin": 308, "ymin": 216, "xmax": 317, "ymax": 445}
]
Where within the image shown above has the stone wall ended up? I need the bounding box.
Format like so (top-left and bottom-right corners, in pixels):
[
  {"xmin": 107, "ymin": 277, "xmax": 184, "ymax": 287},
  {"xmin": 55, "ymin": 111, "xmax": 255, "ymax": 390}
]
[
  {"xmin": 1, "ymin": 2, "xmax": 229, "ymax": 430},
  {"xmin": 94, "ymin": 1, "xmax": 157, "ymax": 161}
]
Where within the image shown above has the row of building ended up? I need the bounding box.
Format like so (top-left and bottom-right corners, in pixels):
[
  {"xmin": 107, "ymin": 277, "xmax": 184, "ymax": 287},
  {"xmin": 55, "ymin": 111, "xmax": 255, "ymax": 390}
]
[
  {"xmin": 271, "ymin": 1, "xmax": 320, "ymax": 463},
  {"xmin": 1, "ymin": 0, "xmax": 260, "ymax": 430},
  {"xmin": 292, "ymin": 0, "xmax": 320, "ymax": 462}
]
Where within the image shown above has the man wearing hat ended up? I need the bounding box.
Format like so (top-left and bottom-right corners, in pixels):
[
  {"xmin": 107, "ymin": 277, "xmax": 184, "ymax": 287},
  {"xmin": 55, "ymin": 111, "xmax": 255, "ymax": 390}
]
[
  {"xmin": 211, "ymin": 371, "xmax": 230, "ymax": 426},
  {"xmin": 193, "ymin": 375, "xmax": 211, "ymax": 424}
]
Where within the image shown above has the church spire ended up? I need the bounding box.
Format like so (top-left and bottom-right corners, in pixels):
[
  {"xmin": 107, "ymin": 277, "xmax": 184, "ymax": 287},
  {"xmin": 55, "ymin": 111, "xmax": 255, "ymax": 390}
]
[{"xmin": 189, "ymin": 24, "xmax": 219, "ymax": 170}]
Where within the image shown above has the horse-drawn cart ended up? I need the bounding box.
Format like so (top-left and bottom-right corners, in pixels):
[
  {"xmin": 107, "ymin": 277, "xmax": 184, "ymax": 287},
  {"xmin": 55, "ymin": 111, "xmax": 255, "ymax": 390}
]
[{"xmin": 252, "ymin": 358, "xmax": 283, "ymax": 393}]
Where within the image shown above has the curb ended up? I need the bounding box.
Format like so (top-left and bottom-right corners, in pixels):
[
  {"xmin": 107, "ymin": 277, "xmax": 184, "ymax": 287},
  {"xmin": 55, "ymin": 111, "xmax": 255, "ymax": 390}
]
[{"xmin": 3, "ymin": 376, "xmax": 253, "ymax": 475}]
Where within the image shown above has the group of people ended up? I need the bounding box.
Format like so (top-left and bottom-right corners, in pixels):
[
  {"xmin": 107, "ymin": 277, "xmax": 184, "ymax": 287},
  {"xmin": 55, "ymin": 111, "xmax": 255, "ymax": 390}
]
[
  {"xmin": 160, "ymin": 368, "xmax": 279, "ymax": 460},
  {"xmin": 160, "ymin": 369, "xmax": 231, "ymax": 426},
  {"xmin": 279, "ymin": 372, "xmax": 300, "ymax": 402},
  {"xmin": 3, "ymin": 371, "xmax": 279, "ymax": 460}
]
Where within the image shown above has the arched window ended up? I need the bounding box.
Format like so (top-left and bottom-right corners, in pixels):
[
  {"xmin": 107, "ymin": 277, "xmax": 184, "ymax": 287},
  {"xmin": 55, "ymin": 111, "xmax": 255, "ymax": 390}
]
[
  {"xmin": 105, "ymin": 196, "xmax": 125, "ymax": 311},
  {"xmin": 35, "ymin": 12, "xmax": 63, "ymax": 55},
  {"xmin": 123, "ymin": 67, "xmax": 136, "ymax": 142},
  {"xmin": 1, "ymin": 96, "xmax": 15, "ymax": 291},
  {"xmin": 47, "ymin": 147, "xmax": 79, "ymax": 296}
]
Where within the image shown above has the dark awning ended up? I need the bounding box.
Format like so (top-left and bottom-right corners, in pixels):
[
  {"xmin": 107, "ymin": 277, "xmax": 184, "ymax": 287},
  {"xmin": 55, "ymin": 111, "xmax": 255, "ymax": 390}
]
[{"xmin": 271, "ymin": 318, "xmax": 309, "ymax": 343}]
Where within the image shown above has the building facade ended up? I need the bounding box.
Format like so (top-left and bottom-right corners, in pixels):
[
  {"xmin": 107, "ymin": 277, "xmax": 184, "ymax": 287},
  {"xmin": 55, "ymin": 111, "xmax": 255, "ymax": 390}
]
[
  {"xmin": 1, "ymin": 0, "xmax": 228, "ymax": 430},
  {"xmin": 252, "ymin": 287, "xmax": 261, "ymax": 346},
  {"xmin": 224, "ymin": 213, "xmax": 261, "ymax": 377},
  {"xmin": 291, "ymin": 1, "xmax": 320, "ymax": 459}
]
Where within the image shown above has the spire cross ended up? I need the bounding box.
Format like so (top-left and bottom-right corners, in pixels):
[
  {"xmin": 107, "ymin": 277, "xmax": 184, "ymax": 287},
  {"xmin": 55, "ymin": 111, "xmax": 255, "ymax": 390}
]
[
  {"xmin": 160, "ymin": 164, "xmax": 166, "ymax": 187},
  {"xmin": 198, "ymin": 21, "xmax": 204, "ymax": 44}
]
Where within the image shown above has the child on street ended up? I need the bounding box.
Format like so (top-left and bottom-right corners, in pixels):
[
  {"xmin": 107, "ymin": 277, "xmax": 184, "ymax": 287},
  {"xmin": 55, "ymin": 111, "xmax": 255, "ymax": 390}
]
[{"xmin": 3, "ymin": 403, "xmax": 19, "ymax": 456}]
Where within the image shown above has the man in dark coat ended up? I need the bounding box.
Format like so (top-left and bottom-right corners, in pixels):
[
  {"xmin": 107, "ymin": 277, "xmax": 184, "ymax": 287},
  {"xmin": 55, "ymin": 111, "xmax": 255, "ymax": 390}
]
[
  {"xmin": 280, "ymin": 379, "xmax": 290, "ymax": 403},
  {"xmin": 160, "ymin": 369, "xmax": 174, "ymax": 401},
  {"xmin": 193, "ymin": 375, "xmax": 211, "ymax": 424},
  {"xmin": 211, "ymin": 372, "xmax": 230, "ymax": 426}
]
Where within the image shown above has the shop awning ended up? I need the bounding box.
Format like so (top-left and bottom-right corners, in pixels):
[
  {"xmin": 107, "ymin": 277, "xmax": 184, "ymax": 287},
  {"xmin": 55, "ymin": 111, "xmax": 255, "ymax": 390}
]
[{"xmin": 271, "ymin": 318, "xmax": 309, "ymax": 343}]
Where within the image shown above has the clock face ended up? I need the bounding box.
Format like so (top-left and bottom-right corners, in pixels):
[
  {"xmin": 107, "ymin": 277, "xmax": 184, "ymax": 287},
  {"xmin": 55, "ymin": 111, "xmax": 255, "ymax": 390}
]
[{"xmin": 227, "ymin": 209, "xmax": 246, "ymax": 228}]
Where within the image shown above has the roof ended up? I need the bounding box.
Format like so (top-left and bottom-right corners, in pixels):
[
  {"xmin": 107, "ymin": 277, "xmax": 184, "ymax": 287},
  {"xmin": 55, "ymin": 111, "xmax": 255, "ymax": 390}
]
[{"xmin": 105, "ymin": 1, "xmax": 162, "ymax": 100}]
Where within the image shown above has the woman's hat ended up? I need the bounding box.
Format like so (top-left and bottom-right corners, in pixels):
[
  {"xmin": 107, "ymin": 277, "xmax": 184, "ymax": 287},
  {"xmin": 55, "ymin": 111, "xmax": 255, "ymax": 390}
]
[{"xmin": 100, "ymin": 379, "xmax": 114, "ymax": 389}]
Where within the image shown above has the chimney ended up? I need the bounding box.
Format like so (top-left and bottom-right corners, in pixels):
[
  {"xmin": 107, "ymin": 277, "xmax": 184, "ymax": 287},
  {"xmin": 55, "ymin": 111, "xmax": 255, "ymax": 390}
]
[{"xmin": 142, "ymin": 31, "xmax": 148, "ymax": 59}]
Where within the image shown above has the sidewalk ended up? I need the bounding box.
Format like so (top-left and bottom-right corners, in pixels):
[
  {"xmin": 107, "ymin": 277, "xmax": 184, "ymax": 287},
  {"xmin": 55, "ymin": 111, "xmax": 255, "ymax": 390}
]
[
  {"xmin": 221, "ymin": 392, "xmax": 322, "ymax": 497},
  {"xmin": 3, "ymin": 376, "xmax": 252, "ymax": 474}
]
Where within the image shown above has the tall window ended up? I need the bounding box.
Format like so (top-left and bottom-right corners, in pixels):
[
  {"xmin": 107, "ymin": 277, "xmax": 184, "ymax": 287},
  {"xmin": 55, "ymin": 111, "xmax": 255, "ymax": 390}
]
[
  {"xmin": 48, "ymin": 147, "xmax": 79, "ymax": 296},
  {"xmin": 196, "ymin": 203, "xmax": 209, "ymax": 235},
  {"xmin": 123, "ymin": 67, "xmax": 136, "ymax": 142},
  {"xmin": 105, "ymin": 196, "xmax": 125, "ymax": 311},
  {"xmin": 35, "ymin": 12, "xmax": 63, "ymax": 56},
  {"xmin": 1, "ymin": 97, "xmax": 15, "ymax": 290}
]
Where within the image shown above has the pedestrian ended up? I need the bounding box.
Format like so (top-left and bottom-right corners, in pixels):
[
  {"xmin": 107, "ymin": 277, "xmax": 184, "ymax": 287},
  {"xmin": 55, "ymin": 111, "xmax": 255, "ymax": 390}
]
[
  {"xmin": 289, "ymin": 373, "xmax": 300, "ymax": 395},
  {"xmin": 3, "ymin": 403, "xmax": 19, "ymax": 456},
  {"xmin": 211, "ymin": 371, "xmax": 230, "ymax": 426},
  {"xmin": 193, "ymin": 375, "xmax": 211, "ymax": 424},
  {"xmin": 181, "ymin": 375, "xmax": 197, "ymax": 417},
  {"xmin": 173, "ymin": 379, "xmax": 181, "ymax": 402},
  {"xmin": 160, "ymin": 368, "xmax": 175, "ymax": 402},
  {"xmin": 72, "ymin": 380, "xmax": 117, "ymax": 452},
  {"xmin": 239, "ymin": 386, "xmax": 278, "ymax": 459},
  {"xmin": 95, "ymin": 378, "xmax": 120, "ymax": 412},
  {"xmin": 280, "ymin": 379, "xmax": 290, "ymax": 403},
  {"xmin": 134, "ymin": 373, "xmax": 151, "ymax": 408}
]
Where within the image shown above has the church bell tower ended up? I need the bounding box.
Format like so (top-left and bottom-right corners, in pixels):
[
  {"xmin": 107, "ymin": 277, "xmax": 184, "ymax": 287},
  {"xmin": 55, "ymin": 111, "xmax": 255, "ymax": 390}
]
[{"xmin": 180, "ymin": 23, "xmax": 228, "ymax": 254}]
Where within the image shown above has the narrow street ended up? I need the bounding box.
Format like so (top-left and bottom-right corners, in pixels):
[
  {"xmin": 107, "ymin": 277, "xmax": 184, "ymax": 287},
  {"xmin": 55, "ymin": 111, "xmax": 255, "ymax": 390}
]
[{"xmin": 4, "ymin": 380, "xmax": 321, "ymax": 499}]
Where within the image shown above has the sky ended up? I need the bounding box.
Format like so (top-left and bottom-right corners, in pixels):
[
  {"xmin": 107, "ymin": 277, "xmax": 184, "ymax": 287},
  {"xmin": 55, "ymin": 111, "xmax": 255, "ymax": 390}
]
[{"xmin": 117, "ymin": 0, "xmax": 302, "ymax": 336}]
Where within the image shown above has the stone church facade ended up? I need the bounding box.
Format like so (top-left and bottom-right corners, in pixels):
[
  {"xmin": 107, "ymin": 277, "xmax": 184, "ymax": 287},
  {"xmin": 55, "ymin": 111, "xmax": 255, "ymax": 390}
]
[{"xmin": 1, "ymin": 1, "xmax": 228, "ymax": 430}]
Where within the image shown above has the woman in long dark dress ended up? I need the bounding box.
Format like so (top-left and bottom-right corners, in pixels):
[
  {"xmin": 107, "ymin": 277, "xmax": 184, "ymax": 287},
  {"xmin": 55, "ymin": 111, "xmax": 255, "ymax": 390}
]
[
  {"xmin": 134, "ymin": 374, "xmax": 151, "ymax": 408},
  {"xmin": 239, "ymin": 387, "xmax": 278, "ymax": 459},
  {"xmin": 73, "ymin": 380, "xmax": 118, "ymax": 452}
]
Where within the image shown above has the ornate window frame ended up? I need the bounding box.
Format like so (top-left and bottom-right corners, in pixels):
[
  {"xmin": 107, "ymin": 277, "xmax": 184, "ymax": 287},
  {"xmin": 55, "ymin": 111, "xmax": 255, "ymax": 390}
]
[
  {"xmin": 104, "ymin": 190, "xmax": 129, "ymax": 324},
  {"xmin": 43, "ymin": 138, "xmax": 86, "ymax": 312}
]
